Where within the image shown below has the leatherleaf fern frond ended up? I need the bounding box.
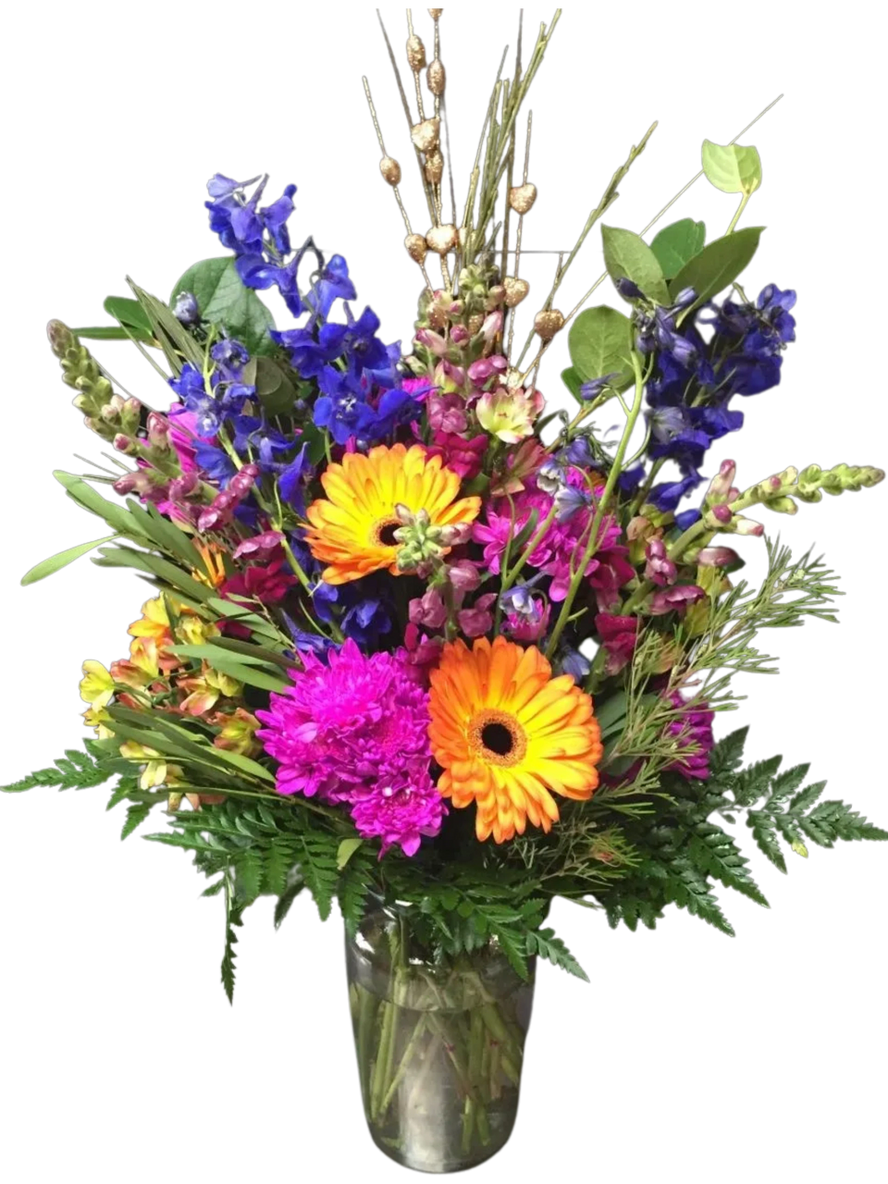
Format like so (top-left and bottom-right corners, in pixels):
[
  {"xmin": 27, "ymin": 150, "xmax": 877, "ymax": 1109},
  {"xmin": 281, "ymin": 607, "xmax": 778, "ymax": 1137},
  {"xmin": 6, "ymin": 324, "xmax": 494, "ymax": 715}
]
[{"xmin": 592, "ymin": 726, "xmax": 886, "ymax": 934}]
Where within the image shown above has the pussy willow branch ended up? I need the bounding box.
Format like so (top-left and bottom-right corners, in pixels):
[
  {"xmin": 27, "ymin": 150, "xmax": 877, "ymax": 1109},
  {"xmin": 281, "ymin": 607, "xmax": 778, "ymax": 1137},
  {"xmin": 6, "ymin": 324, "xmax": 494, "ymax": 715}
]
[{"xmin": 520, "ymin": 92, "xmax": 786, "ymax": 378}]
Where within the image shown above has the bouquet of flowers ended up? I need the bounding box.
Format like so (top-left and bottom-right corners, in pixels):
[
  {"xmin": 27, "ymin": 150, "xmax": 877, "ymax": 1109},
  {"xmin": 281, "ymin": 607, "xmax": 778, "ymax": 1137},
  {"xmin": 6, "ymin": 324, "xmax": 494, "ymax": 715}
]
[{"xmin": 4, "ymin": 9, "xmax": 885, "ymax": 1174}]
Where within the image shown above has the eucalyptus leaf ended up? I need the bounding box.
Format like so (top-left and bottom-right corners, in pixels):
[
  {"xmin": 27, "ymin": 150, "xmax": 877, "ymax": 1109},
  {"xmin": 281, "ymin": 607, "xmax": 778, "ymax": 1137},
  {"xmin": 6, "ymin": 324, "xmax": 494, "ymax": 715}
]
[
  {"xmin": 602, "ymin": 225, "xmax": 670, "ymax": 305},
  {"xmin": 567, "ymin": 305, "xmax": 634, "ymax": 388},
  {"xmin": 21, "ymin": 534, "xmax": 118, "ymax": 586},
  {"xmin": 649, "ymin": 219, "xmax": 706, "ymax": 279},
  {"xmin": 702, "ymin": 140, "xmax": 762, "ymax": 195},
  {"xmin": 171, "ymin": 257, "xmax": 276, "ymax": 357},
  {"xmin": 668, "ymin": 227, "xmax": 764, "ymax": 312}
]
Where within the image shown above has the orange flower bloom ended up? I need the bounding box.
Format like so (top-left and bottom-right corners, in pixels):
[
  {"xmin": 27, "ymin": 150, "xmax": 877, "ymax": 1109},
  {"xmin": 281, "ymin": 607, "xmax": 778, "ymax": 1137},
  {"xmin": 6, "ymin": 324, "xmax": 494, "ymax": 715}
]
[
  {"xmin": 304, "ymin": 443, "xmax": 481, "ymax": 585},
  {"xmin": 428, "ymin": 636, "xmax": 603, "ymax": 843}
]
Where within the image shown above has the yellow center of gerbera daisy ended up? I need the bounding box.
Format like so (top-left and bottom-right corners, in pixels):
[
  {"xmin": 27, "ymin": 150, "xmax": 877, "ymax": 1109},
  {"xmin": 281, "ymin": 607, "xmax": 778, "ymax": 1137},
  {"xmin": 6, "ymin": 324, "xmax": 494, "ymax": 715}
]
[
  {"xmin": 429, "ymin": 636, "xmax": 603, "ymax": 843},
  {"xmin": 304, "ymin": 443, "xmax": 482, "ymax": 585}
]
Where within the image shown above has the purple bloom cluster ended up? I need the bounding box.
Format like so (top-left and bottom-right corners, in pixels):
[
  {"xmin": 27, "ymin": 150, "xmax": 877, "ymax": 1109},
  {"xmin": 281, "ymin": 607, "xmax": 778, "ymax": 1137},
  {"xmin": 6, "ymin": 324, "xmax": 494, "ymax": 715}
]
[
  {"xmin": 255, "ymin": 640, "xmax": 446, "ymax": 856},
  {"xmin": 665, "ymin": 691, "xmax": 715, "ymax": 780},
  {"xmin": 625, "ymin": 284, "xmax": 797, "ymax": 513}
]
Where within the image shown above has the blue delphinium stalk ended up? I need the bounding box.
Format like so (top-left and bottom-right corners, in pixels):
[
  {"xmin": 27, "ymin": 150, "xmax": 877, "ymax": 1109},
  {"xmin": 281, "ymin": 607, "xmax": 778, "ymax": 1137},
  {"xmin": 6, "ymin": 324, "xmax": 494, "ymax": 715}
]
[{"xmin": 630, "ymin": 283, "xmax": 797, "ymax": 513}]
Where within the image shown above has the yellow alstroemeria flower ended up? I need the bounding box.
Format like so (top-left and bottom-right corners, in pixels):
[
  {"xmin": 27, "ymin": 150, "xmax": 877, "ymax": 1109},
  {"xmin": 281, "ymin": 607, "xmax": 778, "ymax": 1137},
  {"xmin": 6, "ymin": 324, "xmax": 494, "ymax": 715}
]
[
  {"xmin": 82, "ymin": 705, "xmax": 113, "ymax": 739},
  {"xmin": 213, "ymin": 707, "xmax": 260, "ymax": 756},
  {"xmin": 79, "ymin": 660, "xmax": 114, "ymax": 709},
  {"xmin": 119, "ymin": 740, "xmax": 186, "ymax": 791},
  {"xmin": 128, "ymin": 596, "xmax": 172, "ymax": 643},
  {"xmin": 129, "ymin": 636, "xmax": 160, "ymax": 679},
  {"xmin": 177, "ymin": 615, "xmax": 220, "ymax": 647},
  {"xmin": 178, "ymin": 663, "xmax": 243, "ymax": 717}
]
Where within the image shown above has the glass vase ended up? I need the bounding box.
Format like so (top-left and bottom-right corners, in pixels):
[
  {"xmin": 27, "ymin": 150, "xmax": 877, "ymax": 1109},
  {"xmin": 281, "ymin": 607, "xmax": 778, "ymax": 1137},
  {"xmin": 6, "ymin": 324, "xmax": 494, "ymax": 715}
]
[{"xmin": 345, "ymin": 905, "xmax": 535, "ymax": 1174}]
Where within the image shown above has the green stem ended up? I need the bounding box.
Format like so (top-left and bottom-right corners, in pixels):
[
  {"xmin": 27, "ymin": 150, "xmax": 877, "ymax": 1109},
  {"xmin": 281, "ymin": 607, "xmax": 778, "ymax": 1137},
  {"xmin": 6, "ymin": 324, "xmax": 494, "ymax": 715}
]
[
  {"xmin": 501, "ymin": 504, "xmax": 559, "ymax": 592},
  {"xmin": 369, "ymin": 1001, "xmax": 396, "ymax": 1122},
  {"xmin": 726, "ymin": 191, "xmax": 751, "ymax": 235},
  {"xmin": 545, "ymin": 352, "xmax": 647, "ymax": 658},
  {"xmin": 379, "ymin": 1015, "xmax": 427, "ymax": 1116}
]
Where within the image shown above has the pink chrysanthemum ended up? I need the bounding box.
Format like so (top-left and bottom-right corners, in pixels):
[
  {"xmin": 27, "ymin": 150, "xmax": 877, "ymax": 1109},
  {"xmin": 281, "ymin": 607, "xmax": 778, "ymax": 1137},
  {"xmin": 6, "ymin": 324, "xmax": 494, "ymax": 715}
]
[{"xmin": 255, "ymin": 640, "xmax": 445, "ymax": 856}]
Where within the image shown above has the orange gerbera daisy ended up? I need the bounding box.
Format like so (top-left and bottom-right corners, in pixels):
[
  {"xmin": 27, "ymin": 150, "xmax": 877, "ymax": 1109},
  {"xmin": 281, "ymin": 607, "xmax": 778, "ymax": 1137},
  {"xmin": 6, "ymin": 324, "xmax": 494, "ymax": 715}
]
[
  {"xmin": 428, "ymin": 636, "xmax": 603, "ymax": 843},
  {"xmin": 304, "ymin": 443, "xmax": 481, "ymax": 584}
]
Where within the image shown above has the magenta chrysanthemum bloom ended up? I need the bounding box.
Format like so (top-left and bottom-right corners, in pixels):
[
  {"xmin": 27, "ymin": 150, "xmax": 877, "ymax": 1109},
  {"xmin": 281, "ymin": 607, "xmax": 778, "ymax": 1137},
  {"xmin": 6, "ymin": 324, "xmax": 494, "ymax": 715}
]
[
  {"xmin": 666, "ymin": 691, "xmax": 715, "ymax": 780},
  {"xmin": 472, "ymin": 472, "xmax": 634, "ymax": 605},
  {"xmin": 255, "ymin": 640, "xmax": 445, "ymax": 856}
]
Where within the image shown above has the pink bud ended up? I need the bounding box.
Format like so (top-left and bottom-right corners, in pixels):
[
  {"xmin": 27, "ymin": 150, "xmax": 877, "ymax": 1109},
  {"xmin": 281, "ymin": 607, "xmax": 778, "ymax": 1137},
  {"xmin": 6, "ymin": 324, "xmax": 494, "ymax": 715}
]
[
  {"xmin": 113, "ymin": 433, "xmax": 137, "ymax": 454},
  {"xmin": 147, "ymin": 412, "xmax": 169, "ymax": 445},
  {"xmin": 733, "ymin": 517, "xmax": 765, "ymax": 537},
  {"xmin": 481, "ymin": 310, "xmax": 503, "ymax": 344},
  {"xmin": 708, "ymin": 459, "xmax": 736, "ymax": 502},
  {"xmin": 711, "ymin": 503, "xmax": 733, "ymax": 524},
  {"xmin": 447, "ymin": 559, "xmax": 481, "ymax": 594},
  {"xmin": 408, "ymin": 589, "xmax": 447, "ymax": 630},
  {"xmin": 415, "ymin": 327, "xmax": 449, "ymax": 357},
  {"xmin": 697, "ymin": 546, "xmax": 740, "ymax": 567},
  {"xmin": 450, "ymin": 325, "xmax": 469, "ymax": 345}
]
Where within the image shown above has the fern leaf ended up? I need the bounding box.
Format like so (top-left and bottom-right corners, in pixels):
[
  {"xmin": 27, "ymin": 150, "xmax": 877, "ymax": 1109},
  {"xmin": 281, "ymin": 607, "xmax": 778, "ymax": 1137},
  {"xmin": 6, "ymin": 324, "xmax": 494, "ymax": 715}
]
[
  {"xmin": 264, "ymin": 842, "xmax": 294, "ymax": 898},
  {"xmin": 748, "ymin": 812, "xmax": 788, "ymax": 872},
  {"xmin": 708, "ymin": 726, "xmax": 749, "ymax": 778},
  {"xmin": 526, "ymin": 927, "xmax": 589, "ymax": 981},
  {"xmin": 274, "ymin": 879, "xmax": 304, "ymax": 930},
  {"xmin": 234, "ymin": 848, "xmax": 264, "ymax": 904},
  {"xmin": 689, "ymin": 824, "xmax": 769, "ymax": 907},
  {"xmin": 121, "ymin": 802, "xmax": 152, "ymax": 840},
  {"xmin": 299, "ymin": 835, "xmax": 339, "ymax": 921},
  {"xmin": 2, "ymin": 744, "xmax": 112, "ymax": 793}
]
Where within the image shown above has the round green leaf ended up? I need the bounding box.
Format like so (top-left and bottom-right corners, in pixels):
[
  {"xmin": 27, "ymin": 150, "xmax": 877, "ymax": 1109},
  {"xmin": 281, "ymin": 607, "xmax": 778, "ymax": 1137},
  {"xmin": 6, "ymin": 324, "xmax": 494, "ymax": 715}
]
[
  {"xmin": 702, "ymin": 140, "xmax": 762, "ymax": 195},
  {"xmin": 171, "ymin": 257, "xmax": 276, "ymax": 356},
  {"xmin": 602, "ymin": 225, "xmax": 670, "ymax": 305},
  {"xmin": 241, "ymin": 356, "xmax": 299, "ymax": 416},
  {"xmin": 650, "ymin": 219, "xmax": 706, "ymax": 280},
  {"xmin": 668, "ymin": 226, "xmax": 764, "ymax": 311},
  {"xmin": 567, "ymin": 306, "xmax": 634, "ymax": 388}
]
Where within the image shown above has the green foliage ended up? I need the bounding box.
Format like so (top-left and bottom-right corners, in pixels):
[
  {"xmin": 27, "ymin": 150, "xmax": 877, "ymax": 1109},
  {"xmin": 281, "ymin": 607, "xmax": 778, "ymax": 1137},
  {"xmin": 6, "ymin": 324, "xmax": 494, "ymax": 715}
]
[
  {"xmin": 668, "ymin": 226, "xmax": 763, "ymax": 311},
  {"xmin": 566, "ymin": 305, "xmax": 634, "ymax": 388},
  {"xmin": 526, "ymin": 928, "xmax": 588, "ymax": 981},
  {"xmin": 242, "ymin": 355, "xmax": 300, "ymax": 416},
  {"xmin": 171, "ymin": 258, "xmax": 275, "ymax": 357},
  {"xmin": 1, "ymin": 745, "xmax": 113, "ymax": 793},
  {"xmin": 602, "ymin": 225, "xmax": 670, "ymax": 305},
  {"xmin": 128, "ymin": 279, "xmax": 206, "ymax": 375},
  {"xmin": 702, "ymin": 140, "xmax": 762, "ymax": 195},
  {"xmin": 21, "ymin": 534, "xmax": 119, "ymax": 586},
  {"xmin": 649, "ymin": 218, "xmax": 705, "ymax": 278}
]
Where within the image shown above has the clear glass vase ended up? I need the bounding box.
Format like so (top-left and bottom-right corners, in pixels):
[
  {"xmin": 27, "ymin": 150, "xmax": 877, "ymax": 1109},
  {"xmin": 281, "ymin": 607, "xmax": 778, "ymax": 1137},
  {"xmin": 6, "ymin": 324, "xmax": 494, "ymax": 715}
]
[{"xmin": 345, "ymin": 905, "xmax": 535, "ymax": 1174}]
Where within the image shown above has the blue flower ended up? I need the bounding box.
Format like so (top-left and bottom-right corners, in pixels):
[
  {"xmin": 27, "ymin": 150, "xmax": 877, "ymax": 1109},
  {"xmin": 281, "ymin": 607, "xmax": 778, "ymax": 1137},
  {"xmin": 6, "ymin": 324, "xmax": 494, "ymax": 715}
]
[
  {"xmin": 278, "ymin": 444, "xmax": 312, "ymax": 515},
  {"xmin": 312, "ymin": 575, "xmax": 394, "ymax": 647},
  {"xmin": 193, "ymin": 440, "xmax": 236, "ymax": 485},
  {"xmin": 648, "ymin": 472, "xmax": 703, "ymax": 512},
  {"xmin": 306, "ymin": 255, "xmax": 357, "ymax": 319},
  {"xmin": 210, "ymin": 338, "xmax": 250, "ymax": 379},
  {"xmin": 561, "ymin": 648, "xmax": 591, "ymax": 681}
]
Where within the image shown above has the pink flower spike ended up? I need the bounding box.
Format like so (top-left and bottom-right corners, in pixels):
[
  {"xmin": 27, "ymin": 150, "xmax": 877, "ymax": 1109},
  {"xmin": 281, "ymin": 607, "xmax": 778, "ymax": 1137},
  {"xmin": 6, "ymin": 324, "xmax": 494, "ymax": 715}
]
[{"xmin": 233, "ymin": 530, "xmax": 285, "ymax": 561}]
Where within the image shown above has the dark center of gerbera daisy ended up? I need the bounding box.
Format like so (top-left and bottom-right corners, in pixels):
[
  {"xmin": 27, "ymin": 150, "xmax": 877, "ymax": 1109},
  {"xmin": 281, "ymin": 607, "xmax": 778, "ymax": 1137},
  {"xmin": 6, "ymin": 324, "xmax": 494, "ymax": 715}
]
[
  {"xmin": 374, "ymin": 519, "xmax": 401, "ymax": 547},
  {"xmin": 469, "ymin": 708, "xmax": 527, "ymax": 767},
  {"xmin": 481, "ymin": 721, "xmax": 514, "ymax": 756}
]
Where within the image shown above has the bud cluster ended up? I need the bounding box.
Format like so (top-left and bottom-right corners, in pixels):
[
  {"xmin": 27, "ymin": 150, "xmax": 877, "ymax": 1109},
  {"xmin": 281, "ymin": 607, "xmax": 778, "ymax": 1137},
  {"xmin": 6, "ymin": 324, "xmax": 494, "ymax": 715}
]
[{"xmin": 393, "ymin": 504, "xmax": 470, "ymax": 574}]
